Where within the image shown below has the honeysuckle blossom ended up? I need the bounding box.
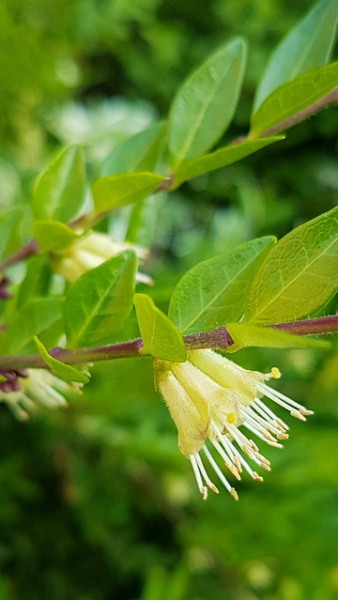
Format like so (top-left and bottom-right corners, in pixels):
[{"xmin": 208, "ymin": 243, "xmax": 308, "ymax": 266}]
[
  {"xmin": 155, "ymin": 349, "xmax": 313, "ymax": 500},
  {"xmin": 0, "ymin": 369, "xmax": 71, "ymax": 420},
  {"xmin": 51, "ymin": 230, "xmax": 152, "ymax": 285}
]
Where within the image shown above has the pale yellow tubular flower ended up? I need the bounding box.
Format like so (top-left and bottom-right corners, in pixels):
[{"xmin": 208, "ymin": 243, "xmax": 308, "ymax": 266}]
[
  {"xmin": 1, "ymin": 370, "xmax": 71, "ymax": 421},
  {"xmin": 51, "ymin": 230, "xmax": 152, "ymax": 285},
  {"xmin": 155, "ymin": 349, "xmax": 313, "ymax": 501}
]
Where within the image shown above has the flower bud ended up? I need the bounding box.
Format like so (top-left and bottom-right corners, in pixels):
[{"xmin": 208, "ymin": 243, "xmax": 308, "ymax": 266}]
[{"xmin": 51, "ymin": 230, "xmax": 152, "ymax": 285}]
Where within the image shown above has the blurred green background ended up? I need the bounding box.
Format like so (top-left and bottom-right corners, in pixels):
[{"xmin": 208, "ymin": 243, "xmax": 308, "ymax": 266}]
[{"xmin": 0, "ymin": 0, "xmax": 338, "ymax": 598}]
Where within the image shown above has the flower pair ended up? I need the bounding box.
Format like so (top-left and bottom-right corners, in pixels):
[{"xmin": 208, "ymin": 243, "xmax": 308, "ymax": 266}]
[{"xmin": 155, "ymin": 350, "xmax": 313, "ymax": 500}]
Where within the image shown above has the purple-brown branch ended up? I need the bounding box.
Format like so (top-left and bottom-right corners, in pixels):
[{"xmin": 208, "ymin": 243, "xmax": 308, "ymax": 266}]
[
  {"xmin": 184, "ymin": 326, "xmax": 233, "ymax": 349},
  {"xmin": 0, "ymin": 317, "xmax": 336, "ymax": 372},
  {"xmin": 273, "ymin": 314, "xmax": 338, "ymax": 335},
  {"xmin": 0, "ymin": 239, "xmax": 39, "ymax": 272}
]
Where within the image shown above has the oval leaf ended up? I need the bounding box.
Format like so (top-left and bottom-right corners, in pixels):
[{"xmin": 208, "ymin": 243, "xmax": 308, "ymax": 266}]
[
  {"xmin": 172, "ymin": 137, "xmax": 284, "ymax": 188},
  {"xmin": 244, "ymin": 206, "xmax": 338, "ymax": 325},
  {"xmin": 33, "ymin": 221, "xmax": 80, "ymax": 252},
  {"xmin": 226, "ymin": 322, "xmax": 329, "ymax": 352},
  {"xmin": 169, "ymin": 237, "xmax": 276, "ymax": 334},
  {"xmin": 254, "ymin": 0, "xmax": 338, "ymax": 111},
  {"xmin": 168, "ymin": 37, "xmax": 247, "ymax": 170},
  {"xmin": 16, "ymin": 255, "xmax": 50, "ymax": 309},
  {"xmin": 92, "ymin": 172, "xmax": 166, "ymax": 213},
  {"xmin": 0, "ymin": 208, "xmax": 21, "ymax": 261},
  {"xmin": 34, "ymin": 336, "xmax": 90, "ymax": 384},
  {"xmin": 134, "ymin": 294, "xmax": 186, "ymax": 362},
  {"xmin": 8, "ymin": 297, "xmax": 65, "ymax": 353},
  {"xmin": 250, "ymin": 63, "xmax": 338, "ymax": 138},
  {"xmin": 32, "ymin": 146, "xmax": 86, "ymax": 223},
  {"xmin": 101, "ymin": 122, "xmax": 166, "ymax": 176},
  {"xmin": 64, "ymin": 250, "xmax": 137, "ymax": 348},
  {"xmin": 126, "ymin": 195, "xmax": 162, "ymax": 247}
]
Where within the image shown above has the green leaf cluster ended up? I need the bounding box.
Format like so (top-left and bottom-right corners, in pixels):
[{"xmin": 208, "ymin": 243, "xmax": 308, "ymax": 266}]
[
  {"xmin": 22, "ymin": 0, "xmax": 337, "ymax": 268},
  {"xmin": 0, "ymin": 0, "xmax": 337, "ymax": 380},
  {"xmin": 135, "ymin": 207, "xmax": 338, "ymax": 356}
]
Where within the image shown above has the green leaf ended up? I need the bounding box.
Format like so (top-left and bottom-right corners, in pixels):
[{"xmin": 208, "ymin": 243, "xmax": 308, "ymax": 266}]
[
  {"xmin": 16, "ymin": 255, "xmax": 50, "ymax": 309},
  {"xmin": 64, "ymin": 250, "xmax": 137, "ymax": 348},
  {"xmin": 34, "ymin": 336, "xmax": 90, "ymax": 384},
  {"xmin": 0, "ymin": 207, "xmax": 21, "ymax": 261},
  {"xmin": 226, "ymin": 322, "xmax": 329, "ymax": 352},
  {"xmin": 32, "ymin": 221, "xmax": 79, "ymax": 252},
  {"xmin": 244, "ymin": 206, "xmax": 338, "ymax": 325},
  {"xmin": 169, "ymin": 237, "xmax": 276, "ymax": 334},
  {"xmin": 168, "ymin": 37, "xmax": 247, "ymax": 170},
  {"xmin": 250, "ymin": 63, "xmax": 338, "ymax": 138},
  {"xmin": 32, "ymin": 146, "xmax": 87, "ymax": 223},
  {"xmin": 8, "ymin": 297, "xmax": 65, "ymax": 353},
  {"xmin": 254, "ymin": 0, "xmax": 338, "ymax": 111},
  {"xmin": 92, "ymin": 172, "xmax": 166, "ymax": 214},
  {"xmin": 126, "ymin": 195, "xmax": 162, "ymax": 247},
  {"xmin": 171, "ymin": 137, "xmax": 284, "ymax": 188},
  {"xmin": 101, "ymin": 122, "xmax": 166, "ymax": 176},
  {"xmin": 134, "ymin": 294, "xmax": 186, "ymax": 361}
]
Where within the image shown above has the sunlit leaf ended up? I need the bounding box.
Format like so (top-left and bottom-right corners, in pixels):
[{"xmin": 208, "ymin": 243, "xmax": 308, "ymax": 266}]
[
  {"xmin": 250, "ymin": 63, "xmax": 338, "ymax": 138},
  {"xmin": 244, "ymin": 206, "xmax": 338, "ymax": 325},
  {"xmin": 134, "ymin": 293, "xmax": 186, "ymax": 361},
  {"xmin": 101, "ymin": 122, "xmax": 166, "ymax": 176},
  {"xmin": 169, "ymin": 237, "xmax": 276, "ymax": 334},
  {"xmin": 226, "ymin": 322, "xmax": 329, "ymax": 352},
  {"xmin": 168, "ymin": 37, "xmax": 247, "ymax": 170},
  {"xmin": 92, "ymin": 172, "xmax": 166, "ymax": 213},
  {"xmin": 32, "ymin": 221, "xmax": 79, "ymax": 252},
  {"xmin": 254, "ymin": 0, "xmax": 338, "ymax": 111},
  {"xmin": 172, "ymin": 137, "xmax": 284, "ymax": 187}
]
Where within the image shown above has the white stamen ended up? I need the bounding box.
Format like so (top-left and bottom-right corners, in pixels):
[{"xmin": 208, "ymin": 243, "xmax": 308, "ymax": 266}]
[
  {"xmin": 189, "ymin": 454, "xmax": 208, "ymax": 499},
  {"xmin": 222, "ymin": 423, "xmax": 267, "ymax": 478},
  {"xmin": 253, "ymin": 397, "xmax": 289, "ymax": 430},
  {"xmin": 243, "ymin": 422, "xmax": 284, "ymax": 449},
  {"xmin": 195, "ymin": 453, "xmax": 219, "ymax": 494},
  {"xmin": 226, "ymin": 421, "xmax": 272, "ymax": 471},
  {"xmin": 202, "ymin": 445, "xmax": 237, "ymax": 498},
  {"xmin": 290, "ymin": 410, "xmax": 307, "ymax": 421},
  {"xmin": 257, "ymin": 382, "xmax": 313, "ymax": 416},
  {"xmin": 211, "ymin": 422, "xmax": 244, "ymax": 473},
  {"xmin": 210, "ymin": 437, "xmax": 241, "ymax": 480},
  {"xmin": 136, "ymin": 272, "xmax": 154, "ymax": 286},
  {"xmin": 241, "ymin": 405, "xmax": 283, "ymax": 439}
]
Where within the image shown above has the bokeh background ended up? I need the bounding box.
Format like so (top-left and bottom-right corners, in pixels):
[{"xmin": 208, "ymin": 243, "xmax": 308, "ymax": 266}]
[{"xmin": 0, "ymin": 0, "xmax": 338, "ymax": 598}]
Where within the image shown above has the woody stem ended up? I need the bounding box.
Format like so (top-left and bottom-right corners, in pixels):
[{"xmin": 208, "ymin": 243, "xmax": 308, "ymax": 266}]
[{"xmin": 0, "ymin": 316, "xmax": 336, "ymax": 371}]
